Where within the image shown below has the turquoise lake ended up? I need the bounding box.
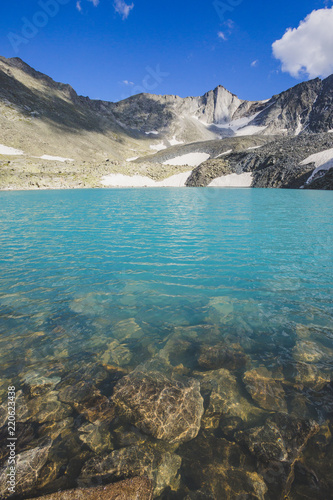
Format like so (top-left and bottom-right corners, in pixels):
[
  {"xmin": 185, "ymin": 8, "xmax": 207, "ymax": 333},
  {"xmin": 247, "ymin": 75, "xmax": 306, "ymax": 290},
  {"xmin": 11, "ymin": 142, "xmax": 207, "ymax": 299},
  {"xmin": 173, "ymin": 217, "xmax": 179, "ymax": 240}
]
[{"xmin": 0, "ymin": 188, "xmax": 332, "ymax": 499}]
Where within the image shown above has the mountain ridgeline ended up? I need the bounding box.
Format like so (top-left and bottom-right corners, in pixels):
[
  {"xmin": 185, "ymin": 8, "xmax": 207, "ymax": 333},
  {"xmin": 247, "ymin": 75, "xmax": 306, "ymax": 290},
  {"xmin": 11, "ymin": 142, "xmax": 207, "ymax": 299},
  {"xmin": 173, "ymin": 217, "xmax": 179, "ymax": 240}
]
[{"xmin": 0, "ymin": 55, "xmax": 332, "ymax": 189}]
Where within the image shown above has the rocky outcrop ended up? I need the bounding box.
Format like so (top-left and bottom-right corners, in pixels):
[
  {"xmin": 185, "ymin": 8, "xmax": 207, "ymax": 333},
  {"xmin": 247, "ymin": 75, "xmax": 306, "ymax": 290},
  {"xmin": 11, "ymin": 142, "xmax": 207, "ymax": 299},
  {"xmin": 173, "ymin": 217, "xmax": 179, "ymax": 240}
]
[
  {"xmin": 31, "ymin": 477, "xmax": 154, "ymax": 499},
  {"xmin": 186, "ymin": 133, "xmax": 333, "ymax": 188},
  {"xmin": 112, "ymin": 362, "xmax": 204, "ymax": 443}
]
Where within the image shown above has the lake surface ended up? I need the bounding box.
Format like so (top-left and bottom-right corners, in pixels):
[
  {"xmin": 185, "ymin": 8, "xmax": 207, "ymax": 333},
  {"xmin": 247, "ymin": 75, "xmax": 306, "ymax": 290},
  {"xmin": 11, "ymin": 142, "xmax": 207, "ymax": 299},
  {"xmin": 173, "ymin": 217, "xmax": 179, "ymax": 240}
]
[{"xmin": 0, "ymin": 188, "xmax": 332, "ymax": 499}]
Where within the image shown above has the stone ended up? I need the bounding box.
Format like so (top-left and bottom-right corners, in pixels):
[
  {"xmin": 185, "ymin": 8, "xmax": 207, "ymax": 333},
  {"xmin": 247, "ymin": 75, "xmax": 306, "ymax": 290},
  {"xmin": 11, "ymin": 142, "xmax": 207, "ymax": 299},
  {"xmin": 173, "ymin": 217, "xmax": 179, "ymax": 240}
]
[
  {"xmin": 79, "ymin": 444, "xmax": 181, "ymax": 496},
  {"xmin": 58, "ymin": 381, "xmax": 100, "ymax": 406},
  {"xmin": 15, "ymin": 390, "xmax": 31, "ymax": 423},
  {"xmin": 0, "ymin": 441, "xmax": 51, "ymax": 498},
  {"xmin": 39, "ymin": 418, "xmax": 74, "ymax": 441},
  {"xmin": 235, "ymin": 413, "xmax": 318, "ymax": 464},
  {"xmin": 0, "ymin": 423, "xmax": 35, "ymax": 461},
  {"xmin": 28, "ymin": 392, "xmax": 72, "ymax": 424},
  {"xmin": 112, "ymin": 363, "xmax": 204, "ymax": 443},
  {"xmin": 196, "ymin": 369, "xmax": 265, "ymax": 432},
  {"xmin": 22, "ymin": 371, "xmax": 61, "ymax": 397},
  {"xmin": 99, "ymin": 340, "xmax": 132, "ymax": 367},
  {"xmin": 179, "ymin": 434, "xmax": 266, "ymax": 499},
  {"xmin": 290, "ymin": 422, "xmax": 333, "ymax": 499},
  {"xmin": 112, "ymin": 318, "xmax": 143, "ymax": 341},
  {"xmin": 235, "ymin": 413, "xmax": 319, "ymax": 497},
  {"xmin": 197, "ymin": 342, "xmax": 247, "ymax": 371},
  {"xmin": 293, "ymin": 340, "xmax": 329, "ymax": 364},
  {"xmin": 74, "ymin": 394, "xmax": 115, "ymax": 424},
  {"xmin": 293, "ymin": 362, "xmax": 330, "ymax": 391},
  {"xmin": 78, "ymin": 422, "xmax": 113, "ymax": 453},
  {"xmin": 243, "ymin": 367, "xmax": 287, "ymax": 412},
  {"xmin": 113, "ymin": 425, "xmax": 146, "ymax": 448},
  {"xmin": 30, "ymin": 477, "xmax": 154, "ymax": 499}
]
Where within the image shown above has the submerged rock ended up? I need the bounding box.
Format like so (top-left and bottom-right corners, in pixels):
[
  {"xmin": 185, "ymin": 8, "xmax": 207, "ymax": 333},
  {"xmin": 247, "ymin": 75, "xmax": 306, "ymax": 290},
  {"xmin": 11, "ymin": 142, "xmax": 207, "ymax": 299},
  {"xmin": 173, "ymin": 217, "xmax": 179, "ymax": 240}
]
[
  {"xmin": 0, "ymin": 441, "xmax": 51, "ymax": 498},
  {"xmin": 31, "ymin": 477, "xmax": 154, "ymax": 499},
  {"xmin": 196, "ymin": 368, "xmax": 265, "ymax": 432},
  {"xmin": 79, "ymin": 444, "xmax": 181, "ymax": 496},
  {"xmin": 99, "ymin": 340, "xmax": 133, "ymax": 367},
  {"xmin": 78, "ymin": 422, "xmax": 113, "ymax": 453},
  {"xmin": 58, "ymin": 381, "xmax": 101, "ymax": 406},
  {"xmin": 39, "ymin": 418, "xmax": 74, "ymax": 441},
  {"xmin": 243, "ymin": 367, "xmax": 287, "ymax": 413},
  {"xmin": 235, "ymin": 413, "xmax": 319, "ymax": 497},
  {"xmin": 22, "ymin": 371, "xmax": 61, "ymax": 397},
  {"xmin": 197, "ymin": 342, "xmax": 247, "ymax": 371},
  {"xmin": 236, "ymin": 413, "xmax": 318, "ymax": 463},
  {"xmin": 290, "ymin": 421, "xmax": 333, "ymax": 499},
  {"xmin": 112, "ymin": 362, "xmax": 204, "ymax": 443},
  {"xmin": 112, "ymin": 318, "xmax": 144, "ymax": 341},
  {"xmin": 179, "ymin": 434, "xmax": 266, "ymax": 499},
  {"xmin": 293, "ymin": 362, "xmax": 330, "ymax": 391},
  {"xmin": 28, "ymin": 392, "xmax": 72, "ymax": 424},
  {"xmin": 293, "ymin": 340, "xmax": 330, "ymax": 364},
  {"xmin": 74, "ymin": 394, "xmax": 116, "ymax": 424}
]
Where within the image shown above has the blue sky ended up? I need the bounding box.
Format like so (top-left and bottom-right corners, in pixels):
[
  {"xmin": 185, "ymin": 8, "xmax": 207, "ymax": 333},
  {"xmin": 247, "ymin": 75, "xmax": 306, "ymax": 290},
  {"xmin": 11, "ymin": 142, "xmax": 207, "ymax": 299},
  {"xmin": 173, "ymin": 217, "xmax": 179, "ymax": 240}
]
[{"xmin": 0, "ymin": 0, "xmax": 332, "ymax": 102}]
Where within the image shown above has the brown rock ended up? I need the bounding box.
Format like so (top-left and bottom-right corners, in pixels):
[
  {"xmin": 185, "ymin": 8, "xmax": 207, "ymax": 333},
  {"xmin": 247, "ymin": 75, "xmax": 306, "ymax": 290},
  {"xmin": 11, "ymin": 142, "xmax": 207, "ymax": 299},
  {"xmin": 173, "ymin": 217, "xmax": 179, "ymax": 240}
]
[
  {"xmin": 31, "ymin": 477, "xmax": 153, "ymax": 499},
  {"xmin": 112, "ymin": 362, "xmax": 204, "ymax": 443},
  {"xmin": 243, "ymin": 367, "xmax": 287, "ymax": 412}
]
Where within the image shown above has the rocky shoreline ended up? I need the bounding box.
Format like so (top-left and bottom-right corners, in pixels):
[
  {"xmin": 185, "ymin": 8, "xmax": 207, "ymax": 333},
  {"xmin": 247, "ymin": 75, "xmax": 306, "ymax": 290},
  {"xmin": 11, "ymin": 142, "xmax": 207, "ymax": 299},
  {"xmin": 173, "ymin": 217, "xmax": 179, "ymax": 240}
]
[{"xmin": 0, "ymin": 320, "xmax": 332, "ymax": 499}]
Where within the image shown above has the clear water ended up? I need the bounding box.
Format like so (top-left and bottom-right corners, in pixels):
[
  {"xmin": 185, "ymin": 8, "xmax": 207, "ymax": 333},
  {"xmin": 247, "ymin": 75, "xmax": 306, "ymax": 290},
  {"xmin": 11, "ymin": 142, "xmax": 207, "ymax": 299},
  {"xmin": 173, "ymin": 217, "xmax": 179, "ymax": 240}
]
[{"xmin": 0, "ymin": 188, "xmax": 332, "ymax": 498}]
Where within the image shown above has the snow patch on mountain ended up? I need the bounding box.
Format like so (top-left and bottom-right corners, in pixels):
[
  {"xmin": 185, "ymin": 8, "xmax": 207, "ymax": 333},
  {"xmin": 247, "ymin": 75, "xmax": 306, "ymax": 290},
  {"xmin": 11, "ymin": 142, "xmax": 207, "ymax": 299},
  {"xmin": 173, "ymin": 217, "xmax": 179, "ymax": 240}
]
[
  {"xmin": 100, "ymin": 170, "xmax": 192, "ymax": 187},
  {"xmin": 40, "ymin": 155, "xmax": 74, "ymax": 162},
  {"xmin": 163, "ymin": 152, "xmax": 210, "ymax": 167},
  {"xmin": 301, "ymin": 148, "xmax": 333, "ymax": 184},
  {"xmin": 0, "ymin": 144, "xmax": 24, "ymax": 155},
  {"xmin": 216, "ymin": 149, "xmax": 233, "ymax": 157},
  {"xmin": 150, "ymin": 143, "xmax": 167, "ymax": 151},
  {"xmin": 208, "ymin": 172, "xmax": 253, "ymax": 187}
]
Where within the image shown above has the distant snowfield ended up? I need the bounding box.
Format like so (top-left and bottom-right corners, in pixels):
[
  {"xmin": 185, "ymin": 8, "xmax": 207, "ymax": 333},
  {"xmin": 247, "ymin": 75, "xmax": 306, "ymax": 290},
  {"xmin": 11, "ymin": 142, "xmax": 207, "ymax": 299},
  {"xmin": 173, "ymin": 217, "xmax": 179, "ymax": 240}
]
[
  {"xmin": 235, "ymin": 125, "xmax": 267, "ymax": 136},
  {"xmin": 216, "ymin": 149, "xmax": 232, "ymax": 158},
  {"xmin": 208, "ymin": 172, "xmax": 253, "ymax": 187},
  {"xmin": 247, "ymin": 145, "xmax": 263, "ymax": 150},
  {"xmin": 101, "ymin": 170, "xmax": 192, "ymax": 188},
  {"xmin": 163, "ymin": 152, "xmax": 210, "ymax": 167},
  {"xmin": 40, "ymin": 155, "xmax": 74, "ymax": 162},
  {"xmin": 0, "ymin": 144, "xmax": 24, "ymax": 155},
  {"xmin": 126, "ymin": 157, "xmax": 139, "ymax": 162},
  {"xmin": 301, "ymin": 148, "xmax": 333, "ymax": 184},
  {"xmin": 150, "ymin": 143, "xmax": 167, "ymax": 151},
  {"xmin": 169, "ymin": 136, "xmax": 184, "ymax": 146}
]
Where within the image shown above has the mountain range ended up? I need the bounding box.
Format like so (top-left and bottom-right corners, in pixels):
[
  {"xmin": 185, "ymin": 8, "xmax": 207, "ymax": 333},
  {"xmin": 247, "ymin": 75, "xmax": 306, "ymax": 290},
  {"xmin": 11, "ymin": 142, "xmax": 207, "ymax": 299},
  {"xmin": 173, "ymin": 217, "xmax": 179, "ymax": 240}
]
[{"xmin": 0, "ymin": 55, "xmax": 332, "ymax": 190}]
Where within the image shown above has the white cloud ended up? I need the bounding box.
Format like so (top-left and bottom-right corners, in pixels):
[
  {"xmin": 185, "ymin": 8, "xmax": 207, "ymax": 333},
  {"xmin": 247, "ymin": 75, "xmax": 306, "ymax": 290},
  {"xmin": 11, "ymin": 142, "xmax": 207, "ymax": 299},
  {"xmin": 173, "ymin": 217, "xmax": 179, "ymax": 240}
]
[
  {"xmin": 76, "ymin": 0, "xmax": 99, "ymax": 10},
  {"xmin": 218, "ymin": 31, "xmax": 227, "ymax": 41},
  {"xmin": 123, "ymin": 80, "xmax": 134, "ymax": 85},
  {"xmin": 114, "ymin": 0, "xmax": 134, "ymax": 19},
  {"xmin": 272, "ymin": 7, "xmax": 333, "ymax": 78},
  {"xmin": 251, "ymin": 60, "xmax": 258, "ymax": 67}
]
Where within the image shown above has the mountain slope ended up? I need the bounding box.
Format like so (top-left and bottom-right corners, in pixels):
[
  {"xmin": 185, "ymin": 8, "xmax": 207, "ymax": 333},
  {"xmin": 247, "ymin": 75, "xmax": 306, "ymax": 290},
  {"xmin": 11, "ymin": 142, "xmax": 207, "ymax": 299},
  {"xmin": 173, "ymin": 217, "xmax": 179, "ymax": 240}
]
[{"xmin": 0, "ymin": 55, "xmax": 333, "ymax": 190}]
